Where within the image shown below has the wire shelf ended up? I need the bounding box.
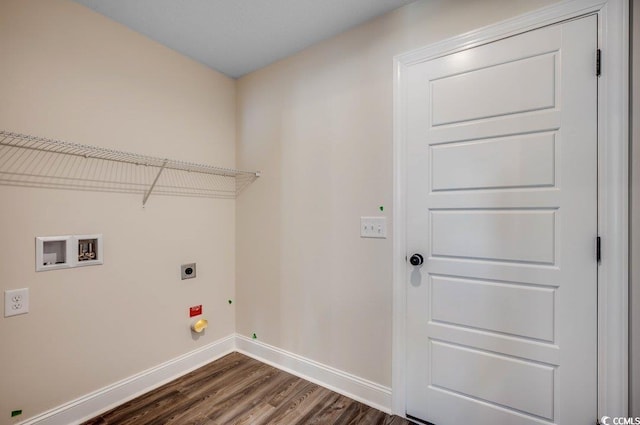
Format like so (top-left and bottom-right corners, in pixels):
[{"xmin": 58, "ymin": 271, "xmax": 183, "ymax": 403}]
[{"xmin": 0, "ymin": 131, "xmax": 260, "ymax": 204}]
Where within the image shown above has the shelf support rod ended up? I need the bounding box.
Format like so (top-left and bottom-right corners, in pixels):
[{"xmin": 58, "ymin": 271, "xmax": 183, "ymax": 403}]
[{"xmin": 143, "ymin": 160, "xmax": 167, "ymax": 207}]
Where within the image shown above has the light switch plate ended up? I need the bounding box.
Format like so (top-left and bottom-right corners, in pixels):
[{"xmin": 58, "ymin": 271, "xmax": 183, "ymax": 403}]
[{"xmin": 360, "ymin": 217, "xmax": 387, "ymax": 239}]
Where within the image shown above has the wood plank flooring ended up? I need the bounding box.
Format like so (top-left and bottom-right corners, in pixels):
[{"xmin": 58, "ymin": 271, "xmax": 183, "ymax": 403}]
[{"xmin": 82, "ymin": 352, "xmax": 412, "ymax": 425}]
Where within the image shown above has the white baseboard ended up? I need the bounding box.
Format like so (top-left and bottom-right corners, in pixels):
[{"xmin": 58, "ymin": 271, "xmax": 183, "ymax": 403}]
[
  {"xmin": 20, "ymin": 333, "xmax": 392, "ymax": 424},
  {"xmin": 235, "ymin": 334, "xmax": 392, "ymax": 414},
  {"xmin": 19, "ymin": 335, "xmax": 235, "ymax": 425}
]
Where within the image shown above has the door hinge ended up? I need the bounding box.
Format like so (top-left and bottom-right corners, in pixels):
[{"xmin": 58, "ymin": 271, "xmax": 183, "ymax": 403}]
[
  {"xmin": 596, "ymin": 49, "xmax": 601, "ymax": 77},
  {"xmin": 596, "ymin": 236, "xmax": 601, "ymax": 262}
]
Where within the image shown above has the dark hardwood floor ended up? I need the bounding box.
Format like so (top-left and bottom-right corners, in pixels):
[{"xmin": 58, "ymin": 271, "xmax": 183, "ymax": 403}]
[{"xmin": 82, "ymin": 352, "xmax": 412, "ymax": 425}]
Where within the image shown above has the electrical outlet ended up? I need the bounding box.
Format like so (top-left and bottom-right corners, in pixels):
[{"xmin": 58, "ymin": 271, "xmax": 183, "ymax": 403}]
[
  {"xmin": 4, "ymin": 288, "xmax": 29, "ymax": 317},
  {"xmin": 181, "ymin": 263, "xmax": 196, "ymax": 280}
]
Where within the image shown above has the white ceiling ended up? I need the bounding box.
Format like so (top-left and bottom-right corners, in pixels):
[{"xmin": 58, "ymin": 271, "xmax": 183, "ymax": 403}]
[{"xmin": 72, "ymin": 0, "xmax": 417, "ymax": 78}]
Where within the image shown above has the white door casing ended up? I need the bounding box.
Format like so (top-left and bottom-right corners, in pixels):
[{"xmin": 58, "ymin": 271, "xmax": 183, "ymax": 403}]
[{"xmin": 403, "ymin": 15, "xmax": 597, "ymax": 424}]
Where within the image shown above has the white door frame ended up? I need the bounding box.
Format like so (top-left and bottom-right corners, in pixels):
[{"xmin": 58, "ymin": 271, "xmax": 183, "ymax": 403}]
[{"xmin": 392, "ymin": 0, "xmax": 629, "ymax": 418}]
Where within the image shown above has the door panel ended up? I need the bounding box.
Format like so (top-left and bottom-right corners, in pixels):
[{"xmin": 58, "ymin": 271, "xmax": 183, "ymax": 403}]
[
  {"xmin": 430, "ymin": 341, "xmax": 555, "ymax": 420},
  {"xmin": 431, "ymin": 53, "xmax": 557, "ymax": 126},
  {"xmin": 406, "ymin": 15, "xmax": 597, "ymax": 425},
  {"xmin": 431, "ymin": 209, "xmax": 556, "ymax": 264},
  {"xmin": 430, "ymin": 276, "xmax": 555, "ymax": 341},
  {"xmin": 430, "ymin": 132, "xmax": 556, "ymax": 191}
]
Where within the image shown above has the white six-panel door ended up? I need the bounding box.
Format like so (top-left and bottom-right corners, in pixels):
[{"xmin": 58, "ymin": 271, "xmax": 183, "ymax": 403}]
[{"xmin": 405, "ymin": 16, "xmax": 598, "ymax": 425}]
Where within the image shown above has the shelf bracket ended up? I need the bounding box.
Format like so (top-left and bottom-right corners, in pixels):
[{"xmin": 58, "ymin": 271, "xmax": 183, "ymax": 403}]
[{"xmin": 143, "ymin": 160, "xmax": 168, "ymax": 207}]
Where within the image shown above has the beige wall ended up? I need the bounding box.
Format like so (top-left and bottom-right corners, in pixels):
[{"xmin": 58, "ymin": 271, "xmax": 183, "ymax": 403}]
[
  {"xmin": 236, "ymin": 0, "xmax": 559, "ymax": 387},
  {"xmin": 0, "ymin": 0, "xmax": 236, "ymax": 422}
]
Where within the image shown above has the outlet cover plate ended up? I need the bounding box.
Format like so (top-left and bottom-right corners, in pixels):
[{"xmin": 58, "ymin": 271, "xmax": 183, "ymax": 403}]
[
  {"xmin": 181, "ymin": 263, "xmax": 196, "ymax": 280},
  {"xmin": 5, "ymin": 288, "xmax": 29, "ymax": 317}
]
